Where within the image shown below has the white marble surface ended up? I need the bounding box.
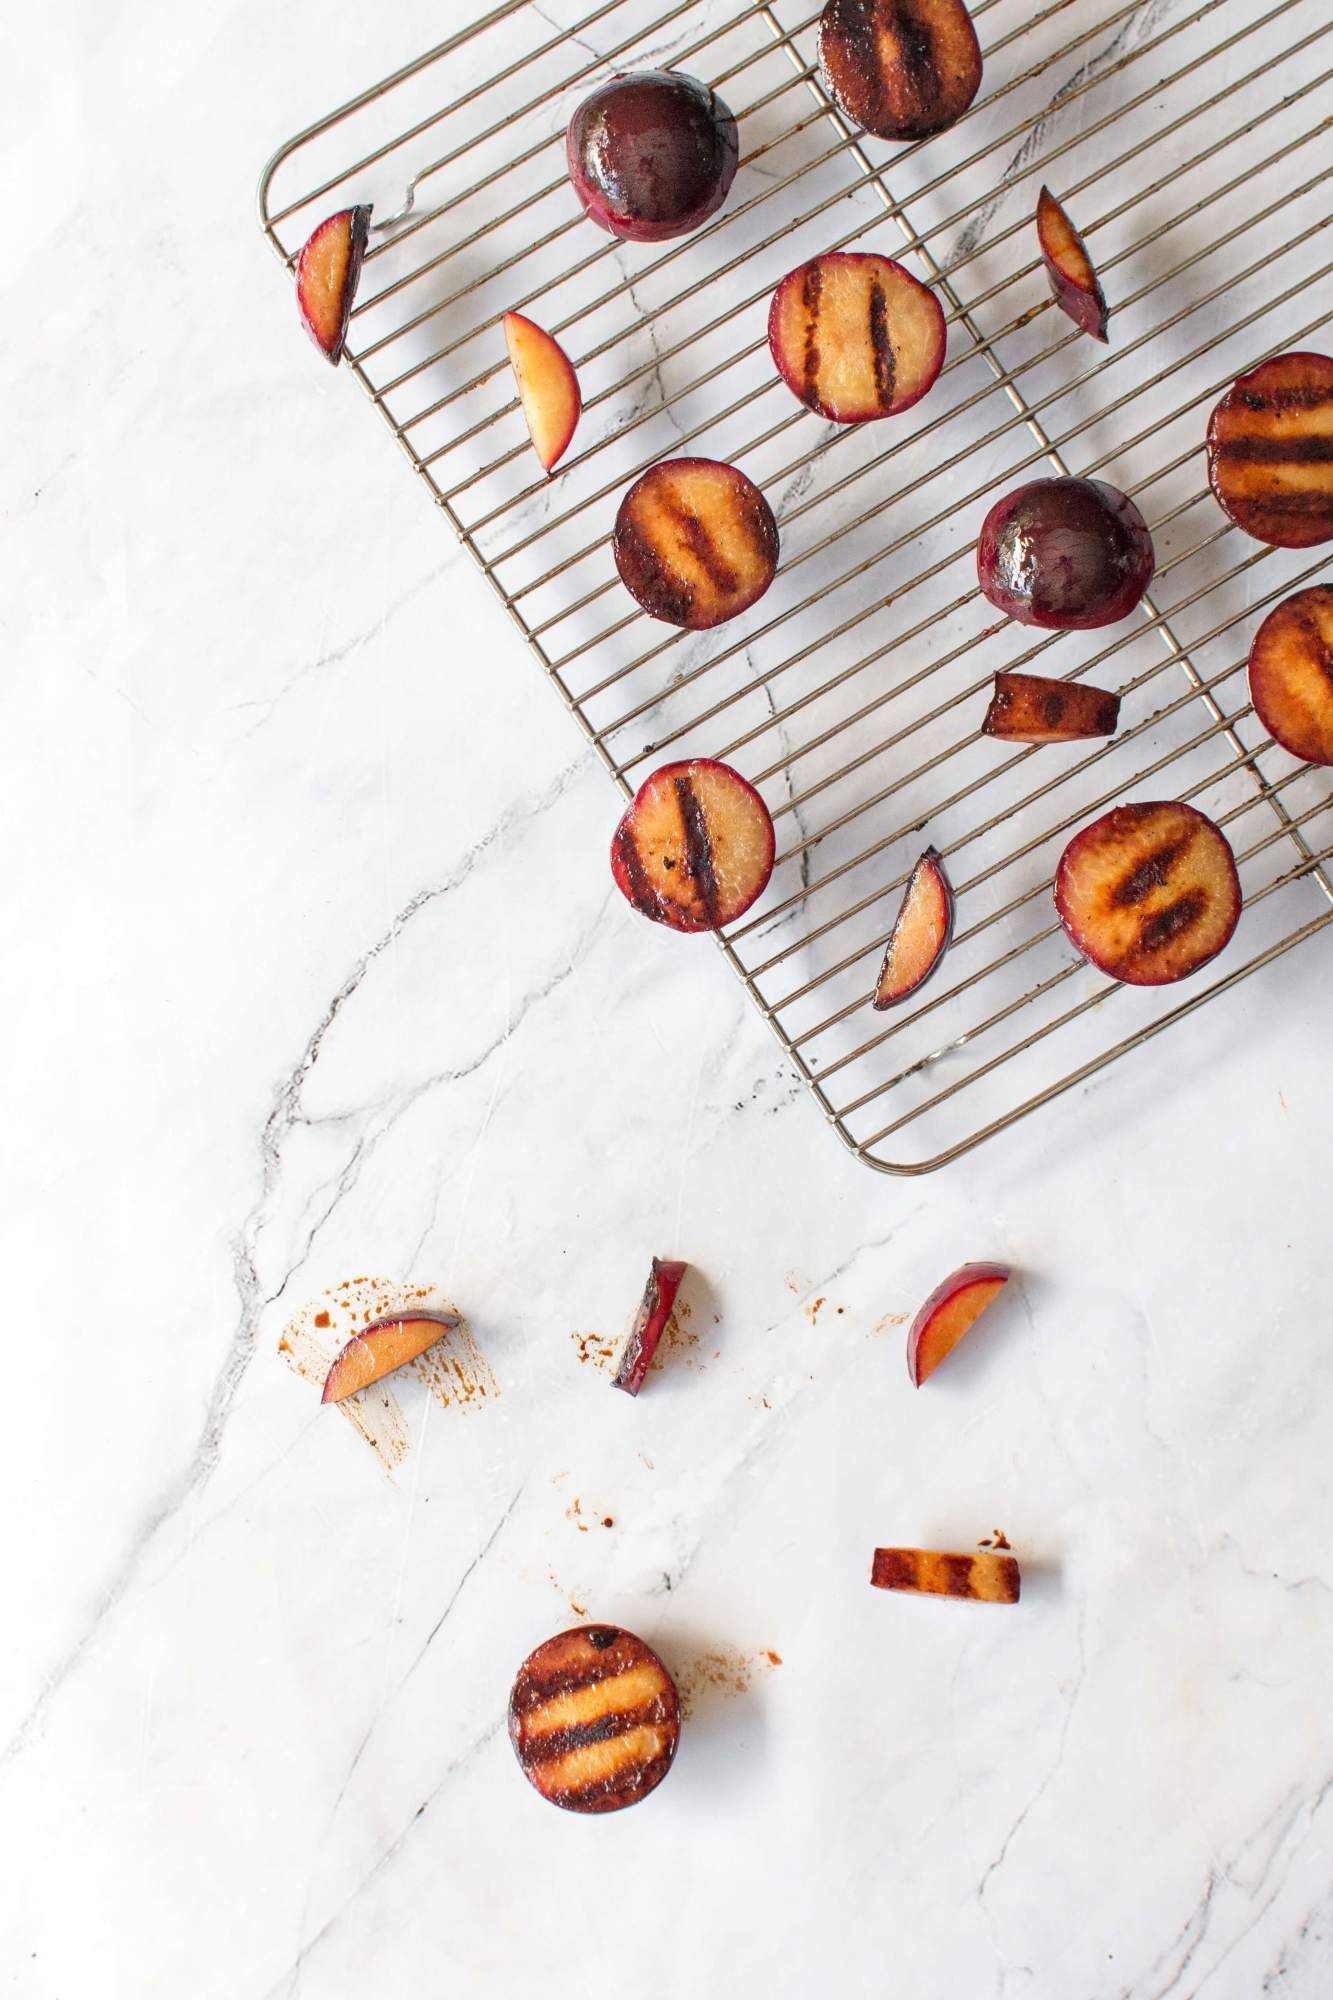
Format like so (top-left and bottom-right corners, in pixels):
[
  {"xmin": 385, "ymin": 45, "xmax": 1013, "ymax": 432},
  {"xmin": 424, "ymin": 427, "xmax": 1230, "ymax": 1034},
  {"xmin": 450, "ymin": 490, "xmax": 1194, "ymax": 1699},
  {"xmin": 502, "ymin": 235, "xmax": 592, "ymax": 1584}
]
[{"xmin": 5, "ymin": 3, "xmax": 1333, "ymax": 1996}]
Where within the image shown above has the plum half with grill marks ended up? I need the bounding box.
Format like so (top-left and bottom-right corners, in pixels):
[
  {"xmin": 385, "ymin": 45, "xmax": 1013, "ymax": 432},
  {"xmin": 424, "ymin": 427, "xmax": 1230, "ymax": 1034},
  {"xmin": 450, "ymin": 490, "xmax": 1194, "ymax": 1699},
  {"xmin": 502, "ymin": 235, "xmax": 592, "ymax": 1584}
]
[
  {"xmin": 1207, "ymin": 352, "xmax": 1333, "ymax": 549},
  {"xmin": 1247, "ymin": 584, "xmax": 1333, "ymax": 766},
  {"xmin": 509, "ymin": 1625, "xmax": 681, "ymax": 1813},
  {"xmin": 613, "ymin": 457, "xmax": 778, "ymax": 629},
  {"xmin": 768, "ymin": 252, "xmax": 945, "ymax": 423},
  {"xmin": 1055, "ymin": 801, "xmax": 1241, "ymax": 987},
  {"xmin": 611, "ymin": 759, "xmax": 775, "ymax": 932},
  {"xmin": 818, "ymin": 0, "xmax": 982, "ymax": 142}
]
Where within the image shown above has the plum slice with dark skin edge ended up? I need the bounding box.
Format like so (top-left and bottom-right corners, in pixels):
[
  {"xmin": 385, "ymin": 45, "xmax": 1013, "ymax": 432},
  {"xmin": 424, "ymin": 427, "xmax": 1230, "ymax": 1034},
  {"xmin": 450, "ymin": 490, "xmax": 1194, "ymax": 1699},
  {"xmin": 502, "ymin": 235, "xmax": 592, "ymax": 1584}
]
[
  {"xmin": 873, "ymin": 848, "xmax": 953, "ymax": 1008},
  {"xmin": 295, "ymin": 205, "xmax": 371, "ymax": 364},
  {"xmin": 977, "ymin": 477, "xmax": 1155, "ymax": 631},
  {"xmin": 982, "ymin": 670, "xmax": 1121, "ymax": 744},
  {"xmin": 871, "ymin": 1548, "xmax": 1020, "ymax": 1603},
  {"xmin": 1055, "ymin": 800, "xmax": 1241, "ymax": 987},
  {"xmin": 612, "ymin": 1258, "xmax": 688, "ymax": 1395},
  {"xmin": 1036, "ymin": 186, "xmax": 1108, "ymax": 344},
  {"xmin": 906, "ymin": 1261, "xmax": 1009, "ymax": 1385},
  {"xmin": 1207, "ymin": 351, "xmax": 1333, "ymax": 550},
  {"xmin": 768, "ymin": 252, "xmax": 946, "ymax": 423},
  {"xmin": 611, "ymin": 758, "xmax": 775, "ymax": 932},
  {"xmin": 818, "ymin": 0, "xmax": 982, "ymax": 141},
  {"xmin": 504, "ymin": 312, "xmax": 581, "ymax": 474},
  {"xmin": 566, "ymin": 70, "xmax": 738, "ymax": 243},
  {"xmin": 509, "ymin": 1624, "xmax": 681, "ymax": 1814},
  {"xmin": 321, "ymin": 1312, "xmax": 459, "ymax": 1404},
  {"xmin": 614, "ymin": 457, "xmax": 779, "ymax": 630},
  {"xmin": 1247, "ymin": 584, "xmax": 1333, "ymax": 766}
]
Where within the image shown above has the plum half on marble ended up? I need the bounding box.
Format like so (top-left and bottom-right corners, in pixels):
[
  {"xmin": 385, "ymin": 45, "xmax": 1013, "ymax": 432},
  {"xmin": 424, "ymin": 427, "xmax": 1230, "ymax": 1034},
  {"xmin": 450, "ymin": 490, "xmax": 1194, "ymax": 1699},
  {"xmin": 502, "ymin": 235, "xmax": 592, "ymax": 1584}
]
[
  {"xmin": 768, "ymin": 252, "xmax": 946, "ymax": 423},
  {"xmin": 1247, "ymin": 584, "xmax": 1333, "ymax": 765},
  {"xmin": 295, "ymin": 206, "xmax": 371, "ymax": 364},
  {"xmin": 818, "ymin": 0, "xmax": 982, "ymax": 141},
  {"xmin": 1036, "ymin": 187, "xmax": 1108, "ymax": 343},
  {"xmin": 614, "ymin": 457, "xmax": 779, "ymax": 629},
  {"xmin": 566, "ymin": 70, "xmax": 738, "ymax": 243},
  {"xmin": 1055, "ymin": 801, "xmax": 1241, "ymax": 986},
  {"xmin": 977, "ymin": 477, "xmax": 1154, "ymax": 630},
  {"xmin": 509, "ymin": 1624, "xmax": 681, "ymax": 1813},
  {"xmin": 1207, "ymin": 352, "xmax": 1333, "ymax": 549},
  {"xmin": 611, "ymin": 758, "xmax": 775, "ymax": 932}
]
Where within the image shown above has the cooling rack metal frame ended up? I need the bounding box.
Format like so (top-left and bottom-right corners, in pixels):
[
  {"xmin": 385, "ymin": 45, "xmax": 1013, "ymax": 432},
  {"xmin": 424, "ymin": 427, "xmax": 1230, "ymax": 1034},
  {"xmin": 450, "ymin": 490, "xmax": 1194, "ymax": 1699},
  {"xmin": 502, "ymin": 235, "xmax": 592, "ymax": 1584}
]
[{"xmin": 258, "ymin": 0, "xmax": 1333, "ymax": 1174}]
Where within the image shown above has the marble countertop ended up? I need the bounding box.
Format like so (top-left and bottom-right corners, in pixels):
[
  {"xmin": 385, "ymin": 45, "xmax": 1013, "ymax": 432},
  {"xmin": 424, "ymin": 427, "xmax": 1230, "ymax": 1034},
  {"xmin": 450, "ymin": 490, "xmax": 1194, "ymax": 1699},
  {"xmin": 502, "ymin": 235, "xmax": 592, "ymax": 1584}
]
[{"xmin": 5, "ymin": 2, "xmax": 1332, "ymax": 1994}]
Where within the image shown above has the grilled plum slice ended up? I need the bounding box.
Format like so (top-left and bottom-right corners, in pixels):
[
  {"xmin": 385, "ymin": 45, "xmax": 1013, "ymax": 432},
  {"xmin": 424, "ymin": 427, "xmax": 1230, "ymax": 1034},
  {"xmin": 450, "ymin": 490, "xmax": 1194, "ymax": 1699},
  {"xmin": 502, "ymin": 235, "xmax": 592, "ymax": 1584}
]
[
  {"xmin": 768, "ymin": 252, "xmax": 945, "ymax": 423},
  {"xmin": 504, "ymin": 312, "xmax": 580, "ymax": 473},
  {"xmin": 296, "ymin": 205, "xmax": 371, "ymax": 364},
  {"xmin": 321, "ymin": 1312, "xmax": 458, "ymax": 1403},
  {"xmin": 907, "ymin": 1262, "xmax": 1009, "ymax": 1385},
  {"xmin": 1207, "ymin": 351, "xmax": 1333, "ymax": 549},
  {"xmin": 613, "ymin": 1258, "xmax": 688, "ymax": 1395},
  {"xmin": 818, "ymin": 0, "xmax": 982, "ymax": 141},
  {"xmin": 871, "ymin": 1547, "xmax": 1020, "ymax": 1603},
  {"xmin": 509, "ymin": 1625, "xmax": 680, "ymax": 1813},
  {"xmin": 611, "ymin": 758, "xmax": 774, "ymax": 932},
  {"xmin": 566, "ymin": 70, "xmax": 738, "ymax": 243},
  {"xmin": 977, "ymin": 477, "xmax": 1155, "ymax": 630},
  {"xmin": 873, "ymin": 848, "xmax": 952, "ymax": 1007},
  {"xmin": 1248, "ymin": 584, "xmax": 1333, "ymax": 765},
  {"xmin": 1036, "ymin": 186, "xmax": 1108, "ymax": 343},
  {"xmin": 1055, "ymin": 801, "xmax": 1241, "ymax": 986},
  {"xmin": 614, "ymin": 457, "xmax": 778, "ymax": 629},
  {"xmin": 983, "ymin": 670, "xmax": 1121, "ymax": 744}
]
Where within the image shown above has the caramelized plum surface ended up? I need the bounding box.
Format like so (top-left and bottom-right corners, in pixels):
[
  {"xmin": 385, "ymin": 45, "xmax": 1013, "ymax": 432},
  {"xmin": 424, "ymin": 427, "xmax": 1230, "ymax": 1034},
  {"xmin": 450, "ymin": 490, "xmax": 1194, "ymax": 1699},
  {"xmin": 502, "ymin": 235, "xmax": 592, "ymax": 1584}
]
[
  {"xmin": 871, "ymin": 1547, "xmax": 1020, "ymax": 1602},
  {"xmin": 1036, "ymin": 186, "xmax": 1108, "ymax": 343},
  {"xmin": 1247, "ymin": 585, "xmax": 1333, "ymax": 765},
  {"xmin": 977, "ymin": 477, "xmax": 1154, "ymax": 630},
  {"xmin": 509, "ymin": 1625, "xmax": 680, "ymax": 1813},
  {"xmin": 818, "ymin": 0, "xmax": 982, "ymax": 141},
  {"xmin": 566, "ymin": 70, "xmax": 738, "ymax": 242},
  {"xmin": 614, "ymin": 457, "xmax": 778, "ymax": 629},
  {"xmin": 982, "ymin": 670, "xmax": 1121, "ymax": 744},
  {"xmin": 768, "ymin": 252, "xmax": 945, "ymax": 423},
  {"xmin": 1055, "ymin": 801, "xmax": 1241, "ymax": 986},
  {"xmin": 1207, "ymin": 351, "xmax": 1333, "ymax": 549},
  {"xmin": 611, "ymin": 758, "xmax": 774, "ymax": 931}
]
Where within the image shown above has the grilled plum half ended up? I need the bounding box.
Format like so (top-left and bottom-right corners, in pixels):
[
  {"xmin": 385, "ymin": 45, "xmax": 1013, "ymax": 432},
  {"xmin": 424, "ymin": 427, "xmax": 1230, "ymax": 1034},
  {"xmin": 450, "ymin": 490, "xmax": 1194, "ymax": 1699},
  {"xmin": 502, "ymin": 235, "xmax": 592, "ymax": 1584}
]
[
  {"xmin": 1036, "ymin": 187, "xmax": 1108, "ymax": 343},
  {"xmin": 818, "ymin": 0, "xmax": 982, "ymax": 141},
  {"xmin": 982, "ymin": 670, "xmax": 1121, "ymax": 744},
  {"xmin": 1247, "ymin": 584, "xmax": 1333, "ymax": 765},
  {"xmin": 977, "ymin": 477, "xmax": 1154, "ymax": 630},
  {"xmin": 1207, "ymin": 351, "xmax": 1333, "ymax": 549},
  {"xmin": 768, "ymin": 252, "xmax": 945, "ymax": 423},
  {"xmin": 1055, "ymin": 800, "xmax": 1241, "ymax": 986},
  {"xmin": 614, "ymin": 457, "xmax": 778, "ymax": 629},
  {"xmin": 509, "ymin": 1625, "xmax": 680, "ymax": 1813},
  {"xmin": 611, "ymin": 758, "xmax": 775, "ymax": 932},
  {"xmin": 295, "ymin": 206, "xmax": 371, "ymax": 364},
  {"xmin": 566, "ymin": 70, "xmax": 738, "ymax": 242}
]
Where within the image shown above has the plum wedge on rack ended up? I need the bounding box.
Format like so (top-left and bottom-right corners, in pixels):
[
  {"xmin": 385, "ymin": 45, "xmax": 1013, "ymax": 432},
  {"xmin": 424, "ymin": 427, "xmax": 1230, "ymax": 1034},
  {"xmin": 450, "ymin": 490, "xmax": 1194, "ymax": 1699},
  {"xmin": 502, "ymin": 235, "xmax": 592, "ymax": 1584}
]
[
  {"xmin": 1036, "ymin": 187, "xmax": 1109, "ymax": 343},
  {"xmin": 873, "ymin": 849, "xmax": 953, "ymax": 1007},
  {"xmin": 768, "ymin": 252, "xmax": 945, "ymax": 423},
  {"xmin": 295, "ymin": 206, "xmax": 371, "ymax": 364},
  {"xmin": 983, "ymin": 670, "xmax": 1121, "ymax": 744},
  {"xmin": 504, "ymin": 313, "xmax": 580, "ymax": 473}
]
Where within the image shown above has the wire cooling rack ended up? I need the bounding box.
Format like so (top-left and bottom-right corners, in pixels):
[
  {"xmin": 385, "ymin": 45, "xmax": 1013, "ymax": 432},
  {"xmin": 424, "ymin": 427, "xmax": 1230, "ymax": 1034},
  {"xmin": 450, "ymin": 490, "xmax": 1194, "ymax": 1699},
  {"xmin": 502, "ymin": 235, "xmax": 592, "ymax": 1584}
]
[{"xmin": 259, "ymin": 0, "xmax": 1333, "ymax": 1173}]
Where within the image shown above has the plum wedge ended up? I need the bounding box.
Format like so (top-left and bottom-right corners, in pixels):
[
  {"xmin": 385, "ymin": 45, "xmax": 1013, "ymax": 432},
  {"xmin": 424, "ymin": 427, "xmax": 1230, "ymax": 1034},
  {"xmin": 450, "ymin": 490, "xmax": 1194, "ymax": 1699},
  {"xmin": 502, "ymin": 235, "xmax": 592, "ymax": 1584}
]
[
  {"xmin": 1036, "ymin": 187, "xmax": 1108, "ymax": 343},
  {"xmin": 1248, "ymin": 584, "xmax": 1333, "ymax": 765},
  {"xmin": 612, "ymin": 758, "xmax": 775, "ymax": 931},
  {"xmin": 873, "ymin": 848, "xmax": 953, "ymax": 1008},
  {"xmin": 819, "ymin": 0, "xmax": 982, "ymax": 141},
  {"xmin": 613, "ymin": 1258, "xmax": 688, "ymax": 1395},
  {"xmin": 977, "ymin": 477, "xmax": 1155, "ymax": 630},
  {"xmin": 614, "ymin": 458, "xmax": 779, "ymax": 629},
  {"xmin": 566, "ymin": 71, "xmax": 738, "ymax": 243},
  {"xmin": 509, "ymin": 1625, "xmax": 680, "ymax": 1813},
  {"xmin": 871, "ymin": 1547, "xmax": 1021, "ymax": 1602},
  {"xmin": 1207, "ymin": 352, "xmax": 1333, "ymax": 549},
  {"xmin": 768, "ymin": 252, "xmax": 945, "ymax": 423},
  {"xmin": 983, "ymin": 670, "xmax": 1121, "ymax": 744},
  {"xmin": 321, "ymin": 1312, "xmax": 458, "ymax": 1403},
  {"xmin": 504, "ymin": 312, "xmax": 580, "ymax": 473},
  {"xmin": 907, "ymin": 1261, "xmax": 1009, "ymax": 1385},
  {"xmin": 1055, "ymin": 801, "xmax": 1241, "ymax": 986},
  {"xmin": 295, "ymin": 206, "xmax": 371, "ymax": 364}
]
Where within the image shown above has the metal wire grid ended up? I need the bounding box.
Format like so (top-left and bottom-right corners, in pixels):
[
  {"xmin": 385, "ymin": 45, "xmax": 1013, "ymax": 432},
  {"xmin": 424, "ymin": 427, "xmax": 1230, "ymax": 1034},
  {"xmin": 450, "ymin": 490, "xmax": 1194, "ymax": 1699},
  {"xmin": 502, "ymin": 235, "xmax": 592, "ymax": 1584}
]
[{"xmin": 259, "ymin": 0, "xmax": 1333, "ymax": 1173}]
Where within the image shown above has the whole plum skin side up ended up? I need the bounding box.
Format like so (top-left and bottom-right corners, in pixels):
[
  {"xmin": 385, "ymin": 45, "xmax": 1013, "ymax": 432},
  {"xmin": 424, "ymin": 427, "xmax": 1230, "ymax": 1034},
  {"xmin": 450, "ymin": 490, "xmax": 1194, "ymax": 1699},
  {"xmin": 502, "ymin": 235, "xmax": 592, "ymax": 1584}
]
[
  {"xmin": 977, "ymin": 477, "xmax": 1155, "ymax": 630},
  {"xmin": 566, "ymin": 70, "xmax": 739, "ymax": 243}
]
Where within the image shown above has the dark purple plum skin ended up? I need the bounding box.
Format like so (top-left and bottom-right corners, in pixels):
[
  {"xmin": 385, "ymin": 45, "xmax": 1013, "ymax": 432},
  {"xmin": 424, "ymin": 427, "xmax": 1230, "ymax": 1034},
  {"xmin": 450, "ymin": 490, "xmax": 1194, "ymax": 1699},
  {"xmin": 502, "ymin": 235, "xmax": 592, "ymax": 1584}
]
[
  {"xmin": 976, "ymin": 477, "xmax": 1155, "ymax": 630},
  {"xmin": 566, "ymin": 70, "xmax": 739, "ymax": 243}
]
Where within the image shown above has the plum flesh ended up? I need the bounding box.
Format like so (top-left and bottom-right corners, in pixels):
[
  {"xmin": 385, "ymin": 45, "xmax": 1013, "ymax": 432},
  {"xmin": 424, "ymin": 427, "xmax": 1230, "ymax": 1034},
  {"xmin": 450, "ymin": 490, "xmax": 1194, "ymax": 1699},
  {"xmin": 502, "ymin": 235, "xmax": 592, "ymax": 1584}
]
[
  {"xmin": 977, "ymin": 477, "xmax": 1154, "ymax": 630},
  {"xmin": 818, "ymin": 0, "xmax": 982, "ymax": 141},
  {"xmin": 566, "ymin": 70, "xmax": 738, "ymax": 243}
]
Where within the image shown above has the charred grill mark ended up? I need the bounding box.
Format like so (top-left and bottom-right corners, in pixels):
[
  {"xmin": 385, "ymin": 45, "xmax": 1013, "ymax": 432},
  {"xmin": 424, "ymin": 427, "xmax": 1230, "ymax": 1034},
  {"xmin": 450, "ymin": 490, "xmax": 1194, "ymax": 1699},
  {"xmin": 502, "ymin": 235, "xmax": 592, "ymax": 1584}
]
[
  {"xmin": 663, "ymin": 500, "xmax": 740, "ymax": 598},
  {"xmin": 891, "ymin": 2, "xmax": 939, "ymax": 124},
  {"xmin": 870, "ymin": 1547, "xmax": 916, "ymax": 1590},
  {"xmin": 1214, "ymin": 435, "xmax": 1333, "ymax": 465},
  {"xmin": 801, "ymin": 260, "xmax": 823, "ymax": 406},
  {"xmin": 1119, "ymin": 891, "xmax": 1209, "ymax": 967},
  {"xmin": 674, "ymin": 775, "xmax": 721, "ymax": 923},
  {"xmin": 1041, "ymin": 689, "xmax": 1068, "ymax": 726},
  {"xmin": 1239, "ymin": 385, "xmax": 1333, "ymax": 413},
  {"xmin": 868, "ymin": 275, "xmax": 896, "ymax": 409},
  {"xmin": 1110, "ymin": 837, "xmax": 1192, "ymax": 908},
  {"xmin": 615, "ymin": 514, "xmax": 695, "ymax": 623},
  {"xmin": 523, "ymin": 1701, "xmax": 670, "ymax": 1761},
  {"xmin": 613, "ymin": 821, "xmax": 666, "ymax": 919}
]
